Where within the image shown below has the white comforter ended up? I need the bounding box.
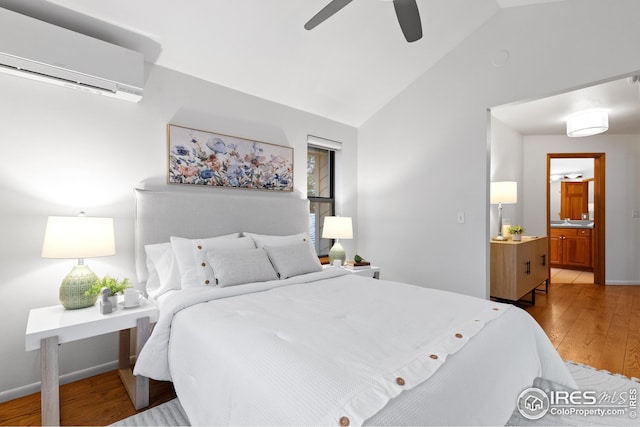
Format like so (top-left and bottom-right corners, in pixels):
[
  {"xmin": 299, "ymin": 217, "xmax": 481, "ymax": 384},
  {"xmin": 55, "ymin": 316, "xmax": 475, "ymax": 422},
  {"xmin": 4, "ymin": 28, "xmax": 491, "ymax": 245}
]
[{"xmin": 135, "ymin": 269, "xmax": 576, "ymax": 426}]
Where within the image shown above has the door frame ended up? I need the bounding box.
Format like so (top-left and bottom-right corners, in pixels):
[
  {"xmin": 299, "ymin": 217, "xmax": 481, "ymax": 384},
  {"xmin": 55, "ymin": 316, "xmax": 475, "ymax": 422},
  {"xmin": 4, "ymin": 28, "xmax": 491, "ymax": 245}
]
[{"xmin": 546, "ymin": 153, "xmax": 606, "ymax": 284}]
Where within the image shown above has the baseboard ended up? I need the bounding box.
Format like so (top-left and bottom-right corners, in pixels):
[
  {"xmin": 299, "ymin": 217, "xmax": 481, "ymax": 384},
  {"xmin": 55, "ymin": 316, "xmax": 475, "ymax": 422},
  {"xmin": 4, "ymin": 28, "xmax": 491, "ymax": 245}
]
[
  {"xmin": 0, "ymin": 360, "xmax": 119, "ymax": 404},
  {"xmin": 605, "ymin": 281, "xmax": 640, "ymax": 285}
]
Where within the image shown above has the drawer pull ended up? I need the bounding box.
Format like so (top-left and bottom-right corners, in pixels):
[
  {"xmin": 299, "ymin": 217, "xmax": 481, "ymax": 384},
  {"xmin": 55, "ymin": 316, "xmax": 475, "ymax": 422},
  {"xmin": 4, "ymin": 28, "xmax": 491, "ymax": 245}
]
[
  {"xmin": 525, "ymin": 261, "xmax": 531, "ymax": 275},
  {"xmin": 541, "ymin": 254, "xmax": 546, "ymax": 266}
]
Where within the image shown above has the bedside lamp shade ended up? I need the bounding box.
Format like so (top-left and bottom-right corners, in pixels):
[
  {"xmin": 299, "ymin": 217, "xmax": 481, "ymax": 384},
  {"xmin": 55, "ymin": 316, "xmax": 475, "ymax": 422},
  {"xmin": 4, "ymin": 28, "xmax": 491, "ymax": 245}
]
[
  {"xmin": 42, "ymin": 215, "xmax": 115, "ymax": 309},
  {"xmin": 490, "ymin": 181, "xmax": 518, "ymax": 205},
  {"xmin": 42, "ymin": 216, "xmax": 115, "ymax": 259},
  {"xmin": 490, "ymin": 182, "xmax": 517, "ymax": 241},
  {"xmin": 322, "ymin": 216, "xmax": 353, "ymax": 266}
]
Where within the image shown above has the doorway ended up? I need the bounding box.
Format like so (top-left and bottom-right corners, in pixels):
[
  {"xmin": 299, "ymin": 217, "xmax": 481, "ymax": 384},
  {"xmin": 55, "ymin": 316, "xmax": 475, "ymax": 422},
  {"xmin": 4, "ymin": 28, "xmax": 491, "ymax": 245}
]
[{"xmin": 546, "ymin": 153, "xmax": 605, "ymax": 284}]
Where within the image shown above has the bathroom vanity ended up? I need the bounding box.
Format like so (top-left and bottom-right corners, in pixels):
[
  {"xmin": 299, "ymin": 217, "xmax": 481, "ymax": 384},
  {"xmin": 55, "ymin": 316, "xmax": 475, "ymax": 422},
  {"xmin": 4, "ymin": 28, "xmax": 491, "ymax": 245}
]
[{"xmin": 549, "ymin": 220, "xmax": 594, "ymax": 270}]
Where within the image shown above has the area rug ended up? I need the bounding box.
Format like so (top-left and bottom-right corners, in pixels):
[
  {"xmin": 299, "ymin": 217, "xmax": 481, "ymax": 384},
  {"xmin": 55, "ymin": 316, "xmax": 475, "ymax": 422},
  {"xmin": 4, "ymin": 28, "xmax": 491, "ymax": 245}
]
[
  {"xmin": 112, "ymin": 399, "xmax": 189, "ymax": 426},
  {"xmin": 111, "ymin": 362, "xmax": 639, "ymax": 426}
]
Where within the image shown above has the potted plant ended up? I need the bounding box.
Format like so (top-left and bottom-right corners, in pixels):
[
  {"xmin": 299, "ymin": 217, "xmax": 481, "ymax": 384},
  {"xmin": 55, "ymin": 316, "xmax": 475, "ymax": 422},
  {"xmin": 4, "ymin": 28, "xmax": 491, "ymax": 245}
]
[
  {"xmin": 509, "ymin": 225, "xmax": 525, "ymax": 241},
  {"xmin": 85, "ymin": 276, "xmax": 131, "ymax": 308}
]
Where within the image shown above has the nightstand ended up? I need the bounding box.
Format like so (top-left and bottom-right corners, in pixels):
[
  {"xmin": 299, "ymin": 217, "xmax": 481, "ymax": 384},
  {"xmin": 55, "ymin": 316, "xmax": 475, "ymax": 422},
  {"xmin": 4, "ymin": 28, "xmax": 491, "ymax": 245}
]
[
  {"xmin": 324, "ymin": 265, "xmax": 381, "ymax": 279},
  {"xmin": 343, "ymin": 266, "xmax": 380, "ymax": 279},
  {"xmin": 25, "ymin": 299, "xmax": 159, "ymax": 426}
]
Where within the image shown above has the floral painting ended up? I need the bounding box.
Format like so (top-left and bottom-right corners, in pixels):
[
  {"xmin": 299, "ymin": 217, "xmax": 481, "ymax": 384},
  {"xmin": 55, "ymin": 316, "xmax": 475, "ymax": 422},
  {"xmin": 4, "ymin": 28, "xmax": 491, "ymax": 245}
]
[{"xmin": 168, "ymin": 124, "xmax": 293, "ymax": 191}]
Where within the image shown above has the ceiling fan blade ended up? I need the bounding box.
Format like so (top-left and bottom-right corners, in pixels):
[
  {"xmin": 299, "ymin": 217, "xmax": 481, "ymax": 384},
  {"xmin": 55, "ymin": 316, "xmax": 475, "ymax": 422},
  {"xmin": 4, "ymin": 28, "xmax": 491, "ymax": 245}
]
[
  {"xmin": 304, "ymin": 0, "xmax": 354, "ymax": 30},
  {"xmin": 393, "ymin": 0, "xmax": 423, "ymax": 42}
]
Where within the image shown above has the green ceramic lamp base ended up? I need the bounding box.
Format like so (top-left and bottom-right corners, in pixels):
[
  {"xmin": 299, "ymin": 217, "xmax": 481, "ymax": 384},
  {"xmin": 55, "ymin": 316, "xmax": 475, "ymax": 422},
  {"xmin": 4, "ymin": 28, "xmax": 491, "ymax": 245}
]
[
  {"xmin": 59, "ymin": 264, "xmax": 99, "ymax": 309},
  {"xmin": 328, "ymin": 241, "xmax": 346, "ymax": 266}
]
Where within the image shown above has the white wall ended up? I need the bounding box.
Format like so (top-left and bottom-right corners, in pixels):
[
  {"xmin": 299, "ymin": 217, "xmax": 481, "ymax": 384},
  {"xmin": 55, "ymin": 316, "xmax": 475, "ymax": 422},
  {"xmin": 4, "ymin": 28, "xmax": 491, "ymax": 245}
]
[
  {"xmin": 0, "ymin": 64, "xmax": 357, "ymax": 401},
  {"xmin": 490, "ymin": 117, "xmax": 524, "ymax": 237},
  {"xmin": 523, "ymin": 135, "xmax": 640, "ymax": 284},
  {"xmin": 357, "ymin": 0, "xmax": 640, "ymax": 298}
]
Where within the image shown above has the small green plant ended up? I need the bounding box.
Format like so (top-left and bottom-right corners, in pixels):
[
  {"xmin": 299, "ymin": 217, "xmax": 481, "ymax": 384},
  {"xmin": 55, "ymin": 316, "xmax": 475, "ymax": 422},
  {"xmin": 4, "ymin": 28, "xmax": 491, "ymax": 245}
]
[
  {"xmin": 85, "ymin": 276, "xmax": 131, "ymax": 297},
  {"xmin": 509, "ymin": 225, "xmax": 525, "ymax": 234}
]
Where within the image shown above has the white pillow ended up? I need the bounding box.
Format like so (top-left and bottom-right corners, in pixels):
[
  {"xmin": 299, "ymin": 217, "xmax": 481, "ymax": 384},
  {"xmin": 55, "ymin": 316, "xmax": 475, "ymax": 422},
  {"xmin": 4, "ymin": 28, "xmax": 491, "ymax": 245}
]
[
  {"xmin": 144, "ymin": 242, "xmax": 182, "ymax": 299},
  {"xmin": 171, "ymin": 233, "xmax": 254, "ymax": 288},
  {"xmin": 264, "ymin": 241, "xmax": 323, "ymax": 279},
  {"xmin": 206, "ymin": 248, "xmax": 278, "ymax": 287},
  {"xmin": 243, "ymin": 232, "xmax": 309, "ymax": 248}
]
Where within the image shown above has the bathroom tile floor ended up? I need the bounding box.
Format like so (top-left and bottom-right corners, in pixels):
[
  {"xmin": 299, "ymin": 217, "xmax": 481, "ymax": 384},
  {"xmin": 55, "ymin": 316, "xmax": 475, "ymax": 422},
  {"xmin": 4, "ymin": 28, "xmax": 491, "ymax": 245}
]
[{"xmin": 550, "ymin": 267, "xmax": 594, "ymax": 284}]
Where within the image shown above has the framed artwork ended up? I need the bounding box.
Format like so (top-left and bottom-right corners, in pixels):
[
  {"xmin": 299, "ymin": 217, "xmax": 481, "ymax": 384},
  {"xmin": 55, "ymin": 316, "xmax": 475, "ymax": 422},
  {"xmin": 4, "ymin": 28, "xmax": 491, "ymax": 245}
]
[{"xmin": 167, "ymin": 124, "xmax": 293, "ymax": 192}]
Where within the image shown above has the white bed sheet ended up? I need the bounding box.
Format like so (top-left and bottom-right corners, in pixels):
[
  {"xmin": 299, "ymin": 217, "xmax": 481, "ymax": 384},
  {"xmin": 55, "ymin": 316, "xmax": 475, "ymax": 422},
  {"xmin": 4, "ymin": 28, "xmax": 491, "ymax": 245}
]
[{"xmin": 136, "ymin": 270, "xmax": 576, "ymax": 426}]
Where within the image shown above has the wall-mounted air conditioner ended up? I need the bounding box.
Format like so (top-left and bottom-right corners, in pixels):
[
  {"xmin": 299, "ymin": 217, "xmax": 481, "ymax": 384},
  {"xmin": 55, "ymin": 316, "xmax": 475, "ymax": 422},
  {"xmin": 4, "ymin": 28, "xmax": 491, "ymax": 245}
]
[{"xmin": 0, "ymin": 8, "xmax": 144, "ymax": 102}]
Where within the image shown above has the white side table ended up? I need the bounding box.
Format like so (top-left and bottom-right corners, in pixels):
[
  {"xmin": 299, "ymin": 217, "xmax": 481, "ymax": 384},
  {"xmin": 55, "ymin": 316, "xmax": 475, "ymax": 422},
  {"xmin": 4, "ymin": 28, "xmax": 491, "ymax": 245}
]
[
  {"xmin": 25, "ymin": 299, "xmax": 159, "ymax": 426},
  {"xmin": 324, "ymin": 265, "xmax": 381, "ymax": 279},
  {"xmin": 343, "ymin": 266, "xmax": 380, "ymax": 279}
]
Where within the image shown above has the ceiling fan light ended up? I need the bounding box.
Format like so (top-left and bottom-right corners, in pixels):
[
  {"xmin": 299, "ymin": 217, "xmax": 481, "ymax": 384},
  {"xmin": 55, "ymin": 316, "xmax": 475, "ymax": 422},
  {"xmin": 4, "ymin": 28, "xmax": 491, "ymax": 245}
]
[{"xmin": 566, "ymin": 110, "xmax": 609, "ymax": 137}]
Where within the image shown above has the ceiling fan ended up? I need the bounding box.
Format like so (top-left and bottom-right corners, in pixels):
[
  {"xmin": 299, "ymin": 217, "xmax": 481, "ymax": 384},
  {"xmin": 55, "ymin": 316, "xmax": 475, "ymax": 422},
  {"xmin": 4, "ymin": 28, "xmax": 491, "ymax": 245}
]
[{"xmin": 304, "ymin": 0, "xmax": 423, "ymax": 43}]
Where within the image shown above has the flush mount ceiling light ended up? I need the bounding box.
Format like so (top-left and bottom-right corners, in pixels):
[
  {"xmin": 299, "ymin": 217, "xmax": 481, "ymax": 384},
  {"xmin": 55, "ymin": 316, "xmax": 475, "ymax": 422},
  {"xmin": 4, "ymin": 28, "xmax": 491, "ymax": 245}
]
[
  {"xmin": 566, "ymin": 110, "xmax": 609, "ymax": 137},
  {"xmin": 564, "ymin": 173, "xmax": 583, "ymax": 180}
]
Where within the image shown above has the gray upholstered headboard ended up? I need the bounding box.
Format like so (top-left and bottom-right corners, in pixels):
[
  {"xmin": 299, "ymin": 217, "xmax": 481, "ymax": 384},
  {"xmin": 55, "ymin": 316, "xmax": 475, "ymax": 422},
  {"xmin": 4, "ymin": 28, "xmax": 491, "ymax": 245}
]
[{"xmin": 134, "ymin": 187, "xmax": 310, "ymax": 284}]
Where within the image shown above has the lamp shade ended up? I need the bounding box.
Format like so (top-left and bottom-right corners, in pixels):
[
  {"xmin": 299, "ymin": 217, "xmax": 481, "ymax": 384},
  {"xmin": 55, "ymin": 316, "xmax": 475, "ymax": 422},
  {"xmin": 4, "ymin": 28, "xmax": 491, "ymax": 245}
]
[
  {"xmin": 322, "ymin": 216, "xmax": 353, "ymax": 239},
  {"xmin": 490, "ymin": 181, "xmax": 518, "ymax": 204},
  {"xmin": 42, "ymin": 216, "xmax": 115, "ymax": 259},
  {"xmin": 566, "ymin": 110, "xmax": 608, "ymax": 137}
]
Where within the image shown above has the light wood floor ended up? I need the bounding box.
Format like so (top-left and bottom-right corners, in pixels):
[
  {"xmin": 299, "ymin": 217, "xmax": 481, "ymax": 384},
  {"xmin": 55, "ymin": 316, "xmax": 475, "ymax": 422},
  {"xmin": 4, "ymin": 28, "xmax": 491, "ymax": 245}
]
[
  {"xmin": 1, "ymin": 272, "xmax": 638, "ymax": 426},
  {"xmin": 525, "ymin": 268, "xmax": 640, "ymax": 378},
  {"xmin": 0, "ymin": 371, "xmax": 175, "ymax": 426}
]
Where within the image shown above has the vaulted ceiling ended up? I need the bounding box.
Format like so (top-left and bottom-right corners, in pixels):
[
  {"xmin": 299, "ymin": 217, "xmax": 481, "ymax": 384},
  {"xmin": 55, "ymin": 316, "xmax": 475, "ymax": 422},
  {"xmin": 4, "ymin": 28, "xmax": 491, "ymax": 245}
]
[
  {"xmin": 1, "ymin": 0, "xmax": 570, "ymax": 127},
  {"xmin": 3, "ymin": 0, "xmax": 637, "ymax": 134}
]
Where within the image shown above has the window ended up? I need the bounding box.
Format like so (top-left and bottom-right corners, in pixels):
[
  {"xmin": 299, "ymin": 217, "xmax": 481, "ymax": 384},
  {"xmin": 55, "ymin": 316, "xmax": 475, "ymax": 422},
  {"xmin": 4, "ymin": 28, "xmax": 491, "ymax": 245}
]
[{"xmin": 307, "ymin": 137, "xmax": 339, "ymax": 256}]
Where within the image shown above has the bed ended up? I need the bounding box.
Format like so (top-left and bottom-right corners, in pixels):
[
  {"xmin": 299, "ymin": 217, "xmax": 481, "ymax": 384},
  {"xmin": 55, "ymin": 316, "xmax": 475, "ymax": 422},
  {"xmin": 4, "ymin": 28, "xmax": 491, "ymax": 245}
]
[{"xmin": 132, "ymin": 186, "xmax": 576, "ymax": 426}]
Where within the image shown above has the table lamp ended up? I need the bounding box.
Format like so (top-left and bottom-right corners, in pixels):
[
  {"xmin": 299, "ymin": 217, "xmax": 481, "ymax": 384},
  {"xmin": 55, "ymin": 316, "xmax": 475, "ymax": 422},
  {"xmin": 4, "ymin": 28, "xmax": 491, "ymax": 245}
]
[
  {"xmin": 490, "ymin": 181, "xmax": 517, "ymax": 241},
  {"xmin": 322, "ymin": 216, "xmax": 353, "ymax": 266},
  {"xmin": 41, "ymin": 213, "xmax": 115, "ymax": 309}
]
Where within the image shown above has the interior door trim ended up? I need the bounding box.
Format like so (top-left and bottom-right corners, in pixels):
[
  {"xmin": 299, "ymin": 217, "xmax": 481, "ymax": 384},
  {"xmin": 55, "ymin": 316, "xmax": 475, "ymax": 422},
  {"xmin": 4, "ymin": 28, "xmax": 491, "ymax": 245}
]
[{"xmin": 546, "ymin": 153, "xmax": 605, "ymax": 285}]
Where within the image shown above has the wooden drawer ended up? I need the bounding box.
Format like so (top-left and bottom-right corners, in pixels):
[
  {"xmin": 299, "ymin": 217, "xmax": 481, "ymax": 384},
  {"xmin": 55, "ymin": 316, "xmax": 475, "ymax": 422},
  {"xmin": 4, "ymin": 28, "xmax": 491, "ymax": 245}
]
[{"xmin": 551, "ymin": 228, "xmax": 591, "ymax": 237}]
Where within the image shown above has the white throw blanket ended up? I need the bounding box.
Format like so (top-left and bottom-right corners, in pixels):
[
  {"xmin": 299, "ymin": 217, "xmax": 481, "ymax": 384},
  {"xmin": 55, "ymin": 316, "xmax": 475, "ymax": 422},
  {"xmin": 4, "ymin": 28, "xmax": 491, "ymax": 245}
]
[{"xmin": 136, "ymin": 270, "xmax": 575, "ymax": 426}]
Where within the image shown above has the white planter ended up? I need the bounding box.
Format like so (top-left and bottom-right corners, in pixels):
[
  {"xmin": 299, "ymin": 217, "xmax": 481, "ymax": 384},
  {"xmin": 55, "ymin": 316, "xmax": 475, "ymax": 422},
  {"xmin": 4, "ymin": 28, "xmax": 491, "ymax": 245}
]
[{"xmin": 512, "ymin": 234, "xmax": 522, "ymax": 242}]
